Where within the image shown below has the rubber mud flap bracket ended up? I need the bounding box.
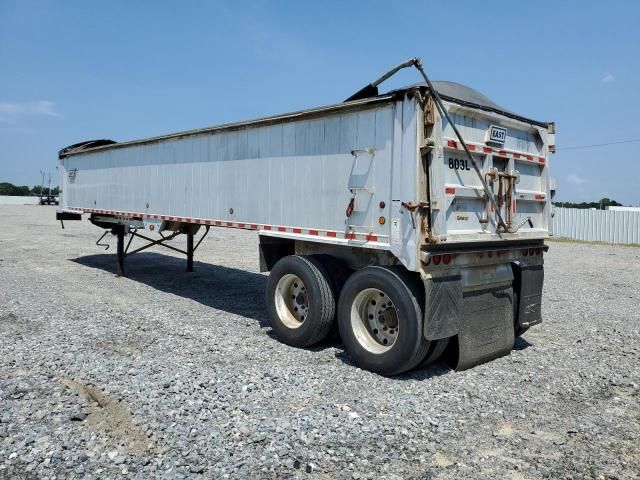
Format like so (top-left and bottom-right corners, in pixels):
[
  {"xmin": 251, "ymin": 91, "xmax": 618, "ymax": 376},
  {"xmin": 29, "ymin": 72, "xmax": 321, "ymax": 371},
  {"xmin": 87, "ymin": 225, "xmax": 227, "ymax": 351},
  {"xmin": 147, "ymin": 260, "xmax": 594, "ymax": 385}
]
[
  {"xmin": 454, "ymin": 286, "xmax": 515, "ymax": 371},
  {"xmin": 423, "ymin": 275, "xmax": 462, "ymax": 340}
]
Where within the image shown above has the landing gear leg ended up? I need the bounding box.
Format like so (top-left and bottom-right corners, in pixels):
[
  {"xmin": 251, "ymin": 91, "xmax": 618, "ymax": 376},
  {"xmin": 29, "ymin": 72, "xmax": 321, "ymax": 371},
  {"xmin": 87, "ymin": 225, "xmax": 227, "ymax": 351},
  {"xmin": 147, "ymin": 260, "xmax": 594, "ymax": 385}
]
[
  {"xmin": 186, "ymin": 230, "xmax": 194, "ymax": 272},
  {"xmin": 115, "ymin": 225, "xmax": 125, "ymax": 277},
  {"xmin": 102, "ymin": 222, "xmax": 209, "ymax": 277}
]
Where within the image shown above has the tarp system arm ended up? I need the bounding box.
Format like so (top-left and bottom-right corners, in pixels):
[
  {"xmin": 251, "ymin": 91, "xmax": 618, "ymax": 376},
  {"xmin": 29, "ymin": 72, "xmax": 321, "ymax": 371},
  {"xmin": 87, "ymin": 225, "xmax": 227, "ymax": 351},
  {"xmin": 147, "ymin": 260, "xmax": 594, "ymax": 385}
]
[{"xmin": 345, "ymin": 58, "xmax": 419, "ymax": 102}]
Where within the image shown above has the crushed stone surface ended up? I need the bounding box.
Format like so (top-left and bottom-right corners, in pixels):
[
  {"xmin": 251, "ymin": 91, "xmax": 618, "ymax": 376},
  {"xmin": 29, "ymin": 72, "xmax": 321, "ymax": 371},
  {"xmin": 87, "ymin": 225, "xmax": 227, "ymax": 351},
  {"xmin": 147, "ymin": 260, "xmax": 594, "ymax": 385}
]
[{"xmin": 1, "ymin": 205, "xmax": 638, "ymax": 479}]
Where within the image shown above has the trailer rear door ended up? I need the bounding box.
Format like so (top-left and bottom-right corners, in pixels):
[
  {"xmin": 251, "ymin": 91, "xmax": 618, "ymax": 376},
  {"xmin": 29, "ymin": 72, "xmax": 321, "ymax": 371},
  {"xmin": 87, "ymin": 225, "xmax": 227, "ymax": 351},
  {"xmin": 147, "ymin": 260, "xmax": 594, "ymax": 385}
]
[{"xmin": 432, "ymin": 103, "xmax": 551, "ymax": 243}]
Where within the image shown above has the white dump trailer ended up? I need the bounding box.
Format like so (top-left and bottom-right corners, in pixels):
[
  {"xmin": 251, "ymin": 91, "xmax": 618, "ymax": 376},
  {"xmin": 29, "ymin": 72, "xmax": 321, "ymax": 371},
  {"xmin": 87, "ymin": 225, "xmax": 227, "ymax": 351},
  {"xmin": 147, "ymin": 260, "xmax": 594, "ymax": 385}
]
[{"xmin": 57, "ymin": 59, "xmax": 555, "ymax": 375}]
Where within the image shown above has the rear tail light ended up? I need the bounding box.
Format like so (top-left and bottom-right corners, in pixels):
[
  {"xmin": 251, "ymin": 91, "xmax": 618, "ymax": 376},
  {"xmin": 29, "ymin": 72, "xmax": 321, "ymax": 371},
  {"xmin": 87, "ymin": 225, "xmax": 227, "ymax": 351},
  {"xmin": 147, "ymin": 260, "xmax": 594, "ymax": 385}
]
[
  {"xmin": 528, "ymin": 248, "xmax": 535, "ymax": 256},
  {"xmin": 443, "ymin": 254, "xmax": 452, "ymax": 265},
  {"xmin": 432, "ymin": 255, "xmax": 442, "ymax": 265},
  {"xmin": 535, "ymin": 248, "xmax": 542, "ymax": 255},
  {"xmin": 522, "ymin": 249, "xmax": 529, "ymax": 256}
]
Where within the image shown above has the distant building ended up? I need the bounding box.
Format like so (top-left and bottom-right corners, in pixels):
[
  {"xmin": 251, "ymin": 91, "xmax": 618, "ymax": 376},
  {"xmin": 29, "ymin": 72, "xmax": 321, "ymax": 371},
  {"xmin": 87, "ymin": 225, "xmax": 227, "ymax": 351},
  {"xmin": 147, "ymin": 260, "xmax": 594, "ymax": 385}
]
[{"xmin": 606, "ymin": 206, "xmax": 640, "ymax": 212}]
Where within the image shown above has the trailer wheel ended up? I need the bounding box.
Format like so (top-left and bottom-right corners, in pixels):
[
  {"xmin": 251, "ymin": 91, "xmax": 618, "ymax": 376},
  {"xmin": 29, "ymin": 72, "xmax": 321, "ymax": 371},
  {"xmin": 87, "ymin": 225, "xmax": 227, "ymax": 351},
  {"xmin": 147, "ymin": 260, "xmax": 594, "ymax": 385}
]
[
  {"xmin": 314, "ymin": 255, "xmax": 351, "ymax": 299},
  {"xmin": 418, "ymin": 337, "xmax": 450, "ymax": 368},
  {"xmin": 313, "ymin": 255, "xmax": 352, "ymax": 341},
  {"xmin": 266, "ymin": 255, "xmax": 336, "ymax": 347},
  {"xmin": 338, "ymin": 267, "xmax": 430, "ymax": 376}
]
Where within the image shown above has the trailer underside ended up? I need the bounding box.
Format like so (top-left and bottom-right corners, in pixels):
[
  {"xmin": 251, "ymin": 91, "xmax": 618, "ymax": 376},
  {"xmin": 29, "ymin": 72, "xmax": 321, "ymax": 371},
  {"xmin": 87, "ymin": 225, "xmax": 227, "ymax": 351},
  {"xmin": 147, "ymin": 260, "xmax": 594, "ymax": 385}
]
[{"xmin": 74, "ymin": 211, "xmax": 544, "ymax": 375}]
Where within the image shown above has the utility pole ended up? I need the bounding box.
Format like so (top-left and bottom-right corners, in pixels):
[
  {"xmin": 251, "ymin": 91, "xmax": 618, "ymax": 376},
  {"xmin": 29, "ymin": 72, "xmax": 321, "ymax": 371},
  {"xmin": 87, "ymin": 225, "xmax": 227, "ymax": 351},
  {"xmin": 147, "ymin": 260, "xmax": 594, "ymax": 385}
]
[
  {"xmin": 39, "ymin": 171, "xmax": 45, "ymax": 200},
  {"xmin": 47, "ymin": 172, "xmax": 52, "ymax": 196}
]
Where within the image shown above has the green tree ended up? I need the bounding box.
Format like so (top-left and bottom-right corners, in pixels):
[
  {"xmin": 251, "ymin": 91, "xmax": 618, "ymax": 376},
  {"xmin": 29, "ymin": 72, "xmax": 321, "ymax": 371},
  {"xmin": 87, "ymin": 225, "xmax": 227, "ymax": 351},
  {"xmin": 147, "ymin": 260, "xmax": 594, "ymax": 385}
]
[
  {"xmin": 31, "ymin": 185, "xmax": 60, "ymax": 196},
  {"xmin": 553, "ymin": 198, "xmax": 624, "ymax": 209},
  {"xmin": 0, "ymin": 182, "xmax": 31, "ymax": 196}
]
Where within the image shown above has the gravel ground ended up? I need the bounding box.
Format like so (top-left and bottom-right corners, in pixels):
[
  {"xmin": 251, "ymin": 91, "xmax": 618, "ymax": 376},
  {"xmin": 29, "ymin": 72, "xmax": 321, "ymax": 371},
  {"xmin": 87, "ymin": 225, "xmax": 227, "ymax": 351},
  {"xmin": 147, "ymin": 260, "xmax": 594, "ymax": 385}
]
[{"xmin": 1, "ymin": 205, "xmax": 639, "ymax": 480}]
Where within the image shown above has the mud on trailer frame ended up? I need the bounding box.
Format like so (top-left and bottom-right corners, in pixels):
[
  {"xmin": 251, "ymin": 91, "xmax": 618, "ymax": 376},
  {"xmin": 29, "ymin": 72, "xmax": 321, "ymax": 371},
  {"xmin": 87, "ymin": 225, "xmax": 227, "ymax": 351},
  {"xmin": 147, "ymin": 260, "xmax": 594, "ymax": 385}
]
[{"xmin": 57, "ymin": 58, "xmax": 555, "ymax": 376}]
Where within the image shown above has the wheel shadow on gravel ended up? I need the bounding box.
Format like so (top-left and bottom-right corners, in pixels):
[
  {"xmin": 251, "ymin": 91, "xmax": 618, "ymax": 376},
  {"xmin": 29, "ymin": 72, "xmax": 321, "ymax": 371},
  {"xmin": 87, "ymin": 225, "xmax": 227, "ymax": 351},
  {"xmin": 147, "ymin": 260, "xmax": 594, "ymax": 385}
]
[
  {"xmin": 398, "ymin": 363, "xmax": 452, "ymax": 380},
  {"xmin": 71, "ymin": 252, "xmax": 271, "ymax": 328},
  {"xmin": 514, "ymin": 336, "xmax": 533, "ymax": 350},
  {"xmin": 331, "ymin": 348, "xmax": 453, "ymax": 380}
]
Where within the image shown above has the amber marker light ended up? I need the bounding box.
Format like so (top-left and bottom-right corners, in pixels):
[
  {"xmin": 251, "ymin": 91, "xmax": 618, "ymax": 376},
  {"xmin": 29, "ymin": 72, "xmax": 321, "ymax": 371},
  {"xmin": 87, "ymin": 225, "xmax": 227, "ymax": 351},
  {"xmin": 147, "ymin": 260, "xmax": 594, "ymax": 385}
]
[{"xmin": 378, "ymin": 216, "xmax": 386, "ymax": 225}]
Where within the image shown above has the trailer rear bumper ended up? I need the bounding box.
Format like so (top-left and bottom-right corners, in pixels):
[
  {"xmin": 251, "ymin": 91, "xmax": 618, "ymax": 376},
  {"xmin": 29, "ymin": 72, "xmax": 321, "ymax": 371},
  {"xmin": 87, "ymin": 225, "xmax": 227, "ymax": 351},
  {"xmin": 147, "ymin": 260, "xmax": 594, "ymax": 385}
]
[{"xmin": 56, "ymin": 211, "xmax": 82, "ymax": 221}]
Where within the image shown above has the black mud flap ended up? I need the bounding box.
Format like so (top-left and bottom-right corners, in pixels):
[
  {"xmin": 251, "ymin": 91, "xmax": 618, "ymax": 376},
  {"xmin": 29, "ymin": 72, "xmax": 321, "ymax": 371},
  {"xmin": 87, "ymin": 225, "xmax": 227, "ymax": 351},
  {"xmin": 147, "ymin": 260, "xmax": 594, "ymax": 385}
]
[
  {"xmin": 423, "ymin": 275, "xmax": 463, "ymax": 340},
  {"xmin": 455, "ymin": 286, "xmax": 515, "ymax": 371},
  {"xmin": 513, "ymin": 264, "xmax": 544, "ymax": 331}
]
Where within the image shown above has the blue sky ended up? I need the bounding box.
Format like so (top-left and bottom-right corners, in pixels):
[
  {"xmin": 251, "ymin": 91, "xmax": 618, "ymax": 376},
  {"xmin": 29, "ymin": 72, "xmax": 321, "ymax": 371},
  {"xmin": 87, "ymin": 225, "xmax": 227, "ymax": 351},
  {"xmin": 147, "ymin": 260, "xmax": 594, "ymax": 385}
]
[{"xmin": 1, "ymin": 0, "xmax": 639, "ymax": 204}]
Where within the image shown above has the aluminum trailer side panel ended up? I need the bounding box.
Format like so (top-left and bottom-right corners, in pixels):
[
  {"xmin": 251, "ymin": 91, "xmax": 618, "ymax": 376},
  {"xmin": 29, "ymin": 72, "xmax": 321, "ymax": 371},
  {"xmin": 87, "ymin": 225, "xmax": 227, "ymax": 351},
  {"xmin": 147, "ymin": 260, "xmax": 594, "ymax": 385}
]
[{"xmin": 60, "ymin": 97, "xmax": 423, "ymax": 270}]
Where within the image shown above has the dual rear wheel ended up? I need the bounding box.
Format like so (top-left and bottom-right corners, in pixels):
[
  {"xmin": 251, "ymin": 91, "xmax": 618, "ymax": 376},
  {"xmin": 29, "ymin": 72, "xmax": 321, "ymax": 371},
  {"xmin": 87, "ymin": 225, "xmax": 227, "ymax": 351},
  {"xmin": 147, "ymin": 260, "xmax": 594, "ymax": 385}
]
[{"xmin": 265, "ymin": 255, "xmax": 446, "ymax": 376}]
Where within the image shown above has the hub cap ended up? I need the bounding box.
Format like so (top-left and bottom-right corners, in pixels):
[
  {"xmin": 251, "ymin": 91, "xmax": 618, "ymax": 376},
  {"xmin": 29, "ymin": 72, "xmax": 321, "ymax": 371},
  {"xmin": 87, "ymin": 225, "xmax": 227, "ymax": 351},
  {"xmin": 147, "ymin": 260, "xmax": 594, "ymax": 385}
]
[
  {"xmin": 351, "ymin": 288, "xmax": 399, "ymax": 354},
  {"xmin": 274, "ymin": 274, "xmax": 308, "ymax": 329}
]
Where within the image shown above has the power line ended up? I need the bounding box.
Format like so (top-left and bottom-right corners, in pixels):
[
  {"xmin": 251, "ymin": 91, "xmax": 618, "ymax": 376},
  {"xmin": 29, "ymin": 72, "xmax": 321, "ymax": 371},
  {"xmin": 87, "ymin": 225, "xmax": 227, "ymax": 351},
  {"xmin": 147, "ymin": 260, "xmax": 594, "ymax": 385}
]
[{"xmin": 557, "ymin": 138, "xmax": 640, "ymax": 151}]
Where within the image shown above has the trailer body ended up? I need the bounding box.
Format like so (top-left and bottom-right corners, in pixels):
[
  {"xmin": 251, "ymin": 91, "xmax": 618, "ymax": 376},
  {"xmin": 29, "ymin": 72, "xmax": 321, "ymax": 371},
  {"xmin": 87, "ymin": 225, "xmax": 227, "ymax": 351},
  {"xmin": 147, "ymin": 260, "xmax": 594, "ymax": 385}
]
[{"xmin": 58, "ymin": 81, "xmax": 554, "ymax": 373}]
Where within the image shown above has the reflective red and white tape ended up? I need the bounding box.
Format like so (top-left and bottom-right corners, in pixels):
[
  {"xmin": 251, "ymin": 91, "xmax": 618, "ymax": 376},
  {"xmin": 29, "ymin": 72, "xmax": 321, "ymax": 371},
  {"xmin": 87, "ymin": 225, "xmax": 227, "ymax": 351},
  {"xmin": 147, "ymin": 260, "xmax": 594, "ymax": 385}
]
[
  {"xmin": 444, "ymin": 139, "xmax": 546, "ymax": 164},
  {"xmin": 67, "ymin": 207, "xmax": 381, "ymax": 242}
]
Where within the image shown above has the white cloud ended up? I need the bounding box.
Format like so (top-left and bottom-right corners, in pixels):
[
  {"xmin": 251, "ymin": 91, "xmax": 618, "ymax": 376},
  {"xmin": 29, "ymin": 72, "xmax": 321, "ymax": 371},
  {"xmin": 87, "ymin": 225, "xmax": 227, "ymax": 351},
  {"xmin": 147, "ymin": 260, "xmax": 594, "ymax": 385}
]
[
  {"xmin": 0, "ymin": 100, "xmax": 60, "ymax": 117},
  {"xmin": 567, "ymin": 173, "xmax": 587, "ymax": 185},
  {"xmin": 601, "ymin": 73, "xmax": 615, "ymax": 83}
]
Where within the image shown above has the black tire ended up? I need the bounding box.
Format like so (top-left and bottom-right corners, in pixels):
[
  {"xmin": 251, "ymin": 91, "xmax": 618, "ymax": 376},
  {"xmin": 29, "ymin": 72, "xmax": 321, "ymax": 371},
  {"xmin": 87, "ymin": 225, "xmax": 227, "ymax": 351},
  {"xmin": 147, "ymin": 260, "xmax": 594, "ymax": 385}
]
[
  {"xmin": 338, "ymin": 266, "xmax": 430, "ymax": 376},
  {"xmin": 314, "ymin": 255, "xmax": 351, "ymax": 299},
  {"xmin": 418, "ymin": 337, "xmax": 450, "ymax": 368},
  {"xmin": 313, "ymin": 255, "xmax": 352, "ymax": 341},
  {"xmin": 266, "ymin": 255, "xmax": 336, "ymax": 347}
]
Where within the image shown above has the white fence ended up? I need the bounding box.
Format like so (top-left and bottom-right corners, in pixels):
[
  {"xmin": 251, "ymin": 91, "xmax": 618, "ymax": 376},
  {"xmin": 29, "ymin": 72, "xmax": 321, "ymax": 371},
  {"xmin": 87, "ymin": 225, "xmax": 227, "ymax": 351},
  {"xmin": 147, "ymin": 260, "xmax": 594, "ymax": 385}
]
[
  {"xmin": 552, "ymin": 207, "xmax": 640, "ymax": 245},
  {"xmin": 0, "ymin": 195, "xmax": 41, "ymax": 205}
]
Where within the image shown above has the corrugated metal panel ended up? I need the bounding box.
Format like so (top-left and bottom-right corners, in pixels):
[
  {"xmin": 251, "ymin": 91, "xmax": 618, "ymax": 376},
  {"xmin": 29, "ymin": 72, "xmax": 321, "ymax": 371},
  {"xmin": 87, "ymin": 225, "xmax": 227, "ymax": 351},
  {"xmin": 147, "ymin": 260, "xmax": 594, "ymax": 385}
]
[
  {"xmin": 552, "ymin": 207, "xmax": 640, "ymax": 245},
  {"xmin": 62, "ymin": 102, "xmax": 400, "ymax": 242}
]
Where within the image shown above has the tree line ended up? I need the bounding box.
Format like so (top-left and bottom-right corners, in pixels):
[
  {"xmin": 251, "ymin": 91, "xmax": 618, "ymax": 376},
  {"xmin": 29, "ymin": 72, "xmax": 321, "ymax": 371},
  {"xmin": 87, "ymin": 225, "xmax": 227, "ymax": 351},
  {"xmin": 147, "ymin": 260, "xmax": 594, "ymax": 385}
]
[
  {"xmin": 552, "ymin": 198, "xmax": 624, "ymax": 210},
  {"xmin": 0, "ymin": 182, "xmax": 60, "ymax": 196}
]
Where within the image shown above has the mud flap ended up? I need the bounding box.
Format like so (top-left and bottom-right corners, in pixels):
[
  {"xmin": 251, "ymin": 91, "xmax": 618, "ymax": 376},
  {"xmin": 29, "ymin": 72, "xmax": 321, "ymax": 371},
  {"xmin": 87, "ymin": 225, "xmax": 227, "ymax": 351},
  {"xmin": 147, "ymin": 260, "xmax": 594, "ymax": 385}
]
[
  {"xmin": 454, "ymin": 286, "xmax": 515, "ymax": 371},
  {"xmin": 513, "ymin": 264, "xmax": 544, "ymax": 330},
  {"xmin": 423, "ymin": 275, "xmax": 463, "ymax": 340}
]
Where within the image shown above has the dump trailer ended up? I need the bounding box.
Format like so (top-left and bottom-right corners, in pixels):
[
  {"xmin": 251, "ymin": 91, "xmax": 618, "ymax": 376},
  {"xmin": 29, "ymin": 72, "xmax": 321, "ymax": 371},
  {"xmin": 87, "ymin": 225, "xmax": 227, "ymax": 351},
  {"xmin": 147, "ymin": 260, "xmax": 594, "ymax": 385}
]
[{"xmin": 57, "ymin": 58, "xmax": 555, "ymax": 375}]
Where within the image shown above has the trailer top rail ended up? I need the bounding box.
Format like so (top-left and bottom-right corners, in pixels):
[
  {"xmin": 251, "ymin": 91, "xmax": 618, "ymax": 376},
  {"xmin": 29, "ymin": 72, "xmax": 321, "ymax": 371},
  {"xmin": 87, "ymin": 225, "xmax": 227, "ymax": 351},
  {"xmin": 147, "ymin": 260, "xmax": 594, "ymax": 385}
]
[{"xmin": 58, "ymin": 82, "xmax": 550, "ymax": 159}]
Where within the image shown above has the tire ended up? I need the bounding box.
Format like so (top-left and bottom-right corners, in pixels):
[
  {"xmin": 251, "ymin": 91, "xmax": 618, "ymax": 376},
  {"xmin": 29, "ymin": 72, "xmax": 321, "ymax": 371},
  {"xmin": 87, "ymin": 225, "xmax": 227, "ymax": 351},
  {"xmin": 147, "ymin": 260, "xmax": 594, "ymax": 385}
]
[
  {"xmin": 338, "ymin": 266, "xmax": 430, "ymax": 376},
  {"xmin": 266, "ymin": 255, "xmax": 336, "ymax": 347},
  {"xmin": 314, "ymin": 255, "xmax": 351, "ymax": 299},
  {"xmin": 418, "ymin": 337, "xmax": 450, "ymax": 368},
  {"xmin": 313, "ymin": 255, "xmax": 352, "ymax": 341}
]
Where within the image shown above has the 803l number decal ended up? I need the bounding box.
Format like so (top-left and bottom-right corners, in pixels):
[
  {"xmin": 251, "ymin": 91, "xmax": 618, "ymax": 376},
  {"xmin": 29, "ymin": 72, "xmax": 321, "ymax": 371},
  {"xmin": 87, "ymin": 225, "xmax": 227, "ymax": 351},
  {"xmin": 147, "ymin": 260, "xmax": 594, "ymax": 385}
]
[{"xmin": 448, "ymin": 158, "xmax": 471, "ymax": 171}]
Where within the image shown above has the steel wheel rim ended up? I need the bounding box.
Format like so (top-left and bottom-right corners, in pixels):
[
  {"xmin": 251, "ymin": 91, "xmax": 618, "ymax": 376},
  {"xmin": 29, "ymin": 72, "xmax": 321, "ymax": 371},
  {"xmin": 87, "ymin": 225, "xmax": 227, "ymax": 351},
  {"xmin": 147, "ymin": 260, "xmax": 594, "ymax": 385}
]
[
  {"xmin": 274, "ymin": 274, "xmax": 308, "ymax": 329},
  {"xmin": 350, "ymin": 288, "xmax": 399, "ymax": 354}
]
